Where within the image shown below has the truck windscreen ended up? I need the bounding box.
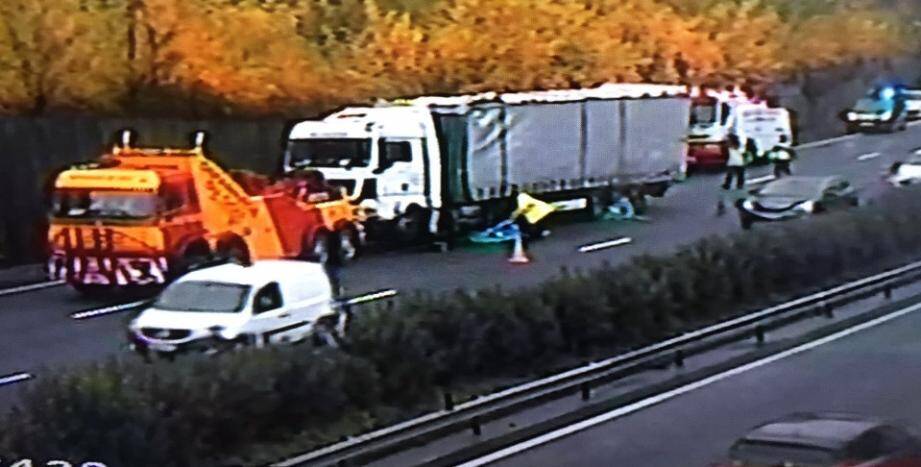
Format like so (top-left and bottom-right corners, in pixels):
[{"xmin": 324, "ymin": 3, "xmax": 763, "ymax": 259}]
[
  {"xmin": 690, "ymin": 103, "xmax": 717, "ymax": 125},
  {"xmin": 287, "ymin": 138, "xmax": 372, "ymax": 168},
  {"xmin": 53, "ymin": 189, "xmax": 158, "ymax": 220}
]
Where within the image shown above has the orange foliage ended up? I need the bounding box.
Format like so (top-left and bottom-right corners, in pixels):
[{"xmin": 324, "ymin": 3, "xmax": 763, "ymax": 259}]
[{"xmin": 0, "ymin": 0, "xmax": 917, "ymax": 116}]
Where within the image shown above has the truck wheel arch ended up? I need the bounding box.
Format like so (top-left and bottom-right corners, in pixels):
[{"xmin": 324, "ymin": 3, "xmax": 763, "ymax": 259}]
[
  {"xmin": 170, "ymin": 237, "xmax": 212, "ymax": 276},
  {"xmin": 394, "ymin": 204, "xmax": 431, "ymax": 244},
  {"xmin": 215, "ymin": 234, "xmax": 251, "ymax": 265}
]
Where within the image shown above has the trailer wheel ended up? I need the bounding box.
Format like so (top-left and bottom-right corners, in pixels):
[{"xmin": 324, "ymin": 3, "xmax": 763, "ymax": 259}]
[
  {"xmin": 588, "ymin": 191, "xmax": 611, "ymax": 220},
  {"xmin": 628, "ymin": 191, "xmax": 648, "ymax": 215}
]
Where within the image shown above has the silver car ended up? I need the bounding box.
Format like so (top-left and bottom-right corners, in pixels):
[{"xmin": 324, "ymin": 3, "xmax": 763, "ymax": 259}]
[{"xmin": 736, "ymin": 176, "xmax": 860, "ymax": 230}]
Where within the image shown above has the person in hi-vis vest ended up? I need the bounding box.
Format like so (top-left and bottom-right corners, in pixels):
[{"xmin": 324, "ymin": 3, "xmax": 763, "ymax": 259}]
[{"xmin": 509, "ymin": 191, "xmax": 555, "ymax": 247}]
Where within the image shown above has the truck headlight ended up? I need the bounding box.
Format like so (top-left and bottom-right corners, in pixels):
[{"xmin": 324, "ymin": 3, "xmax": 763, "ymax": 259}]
[
  {"xmin": 741, "ymin": 200, "xmax": 755, "ymax": 210},
  {"xmin": 796, "ymin": 200, "xmax": 815, "ymax": 213},
  {"xmin": 880, "ymin": 111, "xmax": 893, "ymax": 120},
  {"xmin": 847, "ymin": 112, "xmax": 857, "ymax": 121}
]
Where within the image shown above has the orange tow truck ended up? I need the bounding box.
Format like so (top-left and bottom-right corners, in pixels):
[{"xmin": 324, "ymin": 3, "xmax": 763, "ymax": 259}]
[{"xmin": 47, "ymin": 130, "xmax": 363, "ymax": 294}]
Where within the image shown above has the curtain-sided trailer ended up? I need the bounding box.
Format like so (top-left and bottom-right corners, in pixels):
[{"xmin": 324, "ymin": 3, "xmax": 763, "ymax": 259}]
[{"xmin": 284, "ymin": 84, "xmax": 690, "ymax": 242}]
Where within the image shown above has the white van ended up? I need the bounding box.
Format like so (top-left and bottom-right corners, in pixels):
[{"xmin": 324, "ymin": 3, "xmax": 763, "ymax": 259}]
[
  {"xmin": 733, "ymin": 105, "xmax": 794, "ymax": 159},
  {"xmin": 127, "ymin": 260, "xmax": 336, "ymax": 356}
]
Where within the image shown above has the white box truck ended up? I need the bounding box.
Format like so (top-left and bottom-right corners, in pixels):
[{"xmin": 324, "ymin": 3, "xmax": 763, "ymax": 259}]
[{"xmin": 283, "ymin": 84, "xmax": 690, "ymax": 242}]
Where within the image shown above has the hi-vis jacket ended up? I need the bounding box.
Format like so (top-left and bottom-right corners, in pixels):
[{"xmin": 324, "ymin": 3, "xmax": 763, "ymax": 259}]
[
  {"xmin": 727, "ymin": 147, "xmax": 748, "ymax": 167},
  {"xmin": 767, "ymin": 145, "xmax": 796, "ymax": 162},
  {"xmin": 511, "ymin": 193, "xmax": 556, "ymax": 225}
]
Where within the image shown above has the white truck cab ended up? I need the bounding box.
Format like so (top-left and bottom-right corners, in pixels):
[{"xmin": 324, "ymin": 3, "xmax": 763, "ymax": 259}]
[
  {"xmin": 128, "ymin": 260, "xmax": 336, "ymax": 356},
  {"xmin": 285, "ymin": 106, "xmax": 443, "ymax": 240}
]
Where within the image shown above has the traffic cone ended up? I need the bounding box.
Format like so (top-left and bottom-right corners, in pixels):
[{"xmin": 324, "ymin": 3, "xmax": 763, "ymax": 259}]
[{"xmin": 508, "ymin": 232, "xmax": 531, "ymax": 264}]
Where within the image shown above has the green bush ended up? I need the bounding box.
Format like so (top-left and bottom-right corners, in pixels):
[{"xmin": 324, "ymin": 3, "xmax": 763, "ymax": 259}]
[{"xmin": 4, "ymin": 187, "xmax": 921, "ymax": 466}]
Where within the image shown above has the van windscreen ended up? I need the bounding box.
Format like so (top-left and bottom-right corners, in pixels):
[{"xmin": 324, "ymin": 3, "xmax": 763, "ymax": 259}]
[{"xmin": 155, "ymin": 281, "xmax": 251, "ymax": 313}]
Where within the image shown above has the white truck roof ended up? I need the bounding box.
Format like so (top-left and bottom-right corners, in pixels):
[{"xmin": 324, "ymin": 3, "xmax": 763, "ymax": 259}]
[
  {"xmin": 287, "ymin": 83, "xmax": 690, "ymax": 140},
  {"xmin": 289, "ymin": 106, "xmax": 429, "ymax": 140},
  {"xmin": 386, "ymin": 82, "xmax": 688, "ymax": 108}
]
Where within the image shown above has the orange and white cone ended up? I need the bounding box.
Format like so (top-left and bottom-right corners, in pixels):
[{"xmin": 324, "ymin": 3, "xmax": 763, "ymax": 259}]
[{"xmin": 508, "ymin": 232, "xmax": 531, "ymax": 264}]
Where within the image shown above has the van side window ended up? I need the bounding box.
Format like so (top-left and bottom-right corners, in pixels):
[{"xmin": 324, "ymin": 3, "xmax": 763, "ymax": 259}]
[
  {"xmin": 254, "ymin": 282, "xmax": 284, "ymax": 313},
  {"xmin": 381, "ymin": 141, "xmax": 412, "ymax": 164}
]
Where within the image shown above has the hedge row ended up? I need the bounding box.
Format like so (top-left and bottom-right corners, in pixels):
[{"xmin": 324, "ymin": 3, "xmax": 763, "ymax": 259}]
[{"xmin": 4, "ymin": 187, "xmax": 921, "ymax": 466}]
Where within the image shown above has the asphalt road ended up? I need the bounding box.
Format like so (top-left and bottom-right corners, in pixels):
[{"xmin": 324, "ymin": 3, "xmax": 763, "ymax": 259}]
[
  {"xmin": 486, "ymin": 298, "xmax": 921, "ymax": 467},
  {"xmin": 1, "ymin": 126, "xmax": 920, "ymax": 405}
]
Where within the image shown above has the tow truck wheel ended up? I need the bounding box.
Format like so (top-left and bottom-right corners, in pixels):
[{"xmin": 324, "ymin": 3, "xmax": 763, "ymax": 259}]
[{"xmin": 176, "ymin": 240, "xmax": 211, "ymax": 275}]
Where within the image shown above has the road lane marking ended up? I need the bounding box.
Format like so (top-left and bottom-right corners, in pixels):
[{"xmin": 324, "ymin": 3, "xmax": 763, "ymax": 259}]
[
  {"xmin": 747, "ymin": 174, "xmax": 775, "ymax": 185},
  {"xmin": 0, "ymin": 280, "xmax": 64, "ymax": 297},
  {"xmin": 340, "ymin": 289, "xmax": 398, "ymax": 306},
  {"xmin": 71, "ymin": 300, "xmax": 148, "ymax": 320},
  {"xmin": 858, "ymin": 152, "xmax": 881, "ymax": 161},
  {"xmin": 795, "ymin": 134, "xmax": 858, "ymax": 149},
  {"xmin": 0, "ymin": 372, "xmax": 32, "ymax": 387},
  {"xmin": 458, "ymin": 302, "xmax": 921, "ymax": 467},
  {"xmin": 579, "ymin": 237, "xmax": 632, "ymax": 253}
]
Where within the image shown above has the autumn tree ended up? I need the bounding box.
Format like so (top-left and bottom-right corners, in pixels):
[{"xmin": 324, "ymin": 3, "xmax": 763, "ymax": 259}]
[{"xmin": 0, "ymin": 0, "xmax": 131, "ymax": 114}]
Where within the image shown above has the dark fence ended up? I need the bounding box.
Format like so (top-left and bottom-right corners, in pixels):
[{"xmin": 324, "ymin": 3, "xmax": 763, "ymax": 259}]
[{"xmin": 1, "ymin": 57, "xmax": 919, "ymax": 264}]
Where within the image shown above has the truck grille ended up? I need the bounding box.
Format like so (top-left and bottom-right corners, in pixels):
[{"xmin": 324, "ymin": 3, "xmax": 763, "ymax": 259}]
[{"xmin": 141, "ymin": 327, "xmax": 191, "ymax": 341}]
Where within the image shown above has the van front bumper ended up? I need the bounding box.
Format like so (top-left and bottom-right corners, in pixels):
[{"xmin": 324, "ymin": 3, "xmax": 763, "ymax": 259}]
[{"xmin": 127, "ymin": 330, "xmax": 229, "ymax": 355}]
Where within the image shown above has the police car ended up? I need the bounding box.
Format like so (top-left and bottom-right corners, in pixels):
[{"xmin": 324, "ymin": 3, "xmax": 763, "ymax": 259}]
[{"xmin": 127, "ymin": 260, "xmax": 338, "ymax": 357}]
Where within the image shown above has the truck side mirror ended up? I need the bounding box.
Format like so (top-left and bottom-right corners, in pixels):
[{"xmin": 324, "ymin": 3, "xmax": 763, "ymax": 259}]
[{"xmin": 373, "ymin": 160, "xmax": 393, "ymax": 175}]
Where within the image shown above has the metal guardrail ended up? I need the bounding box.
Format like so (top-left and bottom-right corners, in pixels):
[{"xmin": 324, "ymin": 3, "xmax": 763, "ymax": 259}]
[{"xmin": 274, "ymin": 259, "xmax": 921, "ymax": 467}]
